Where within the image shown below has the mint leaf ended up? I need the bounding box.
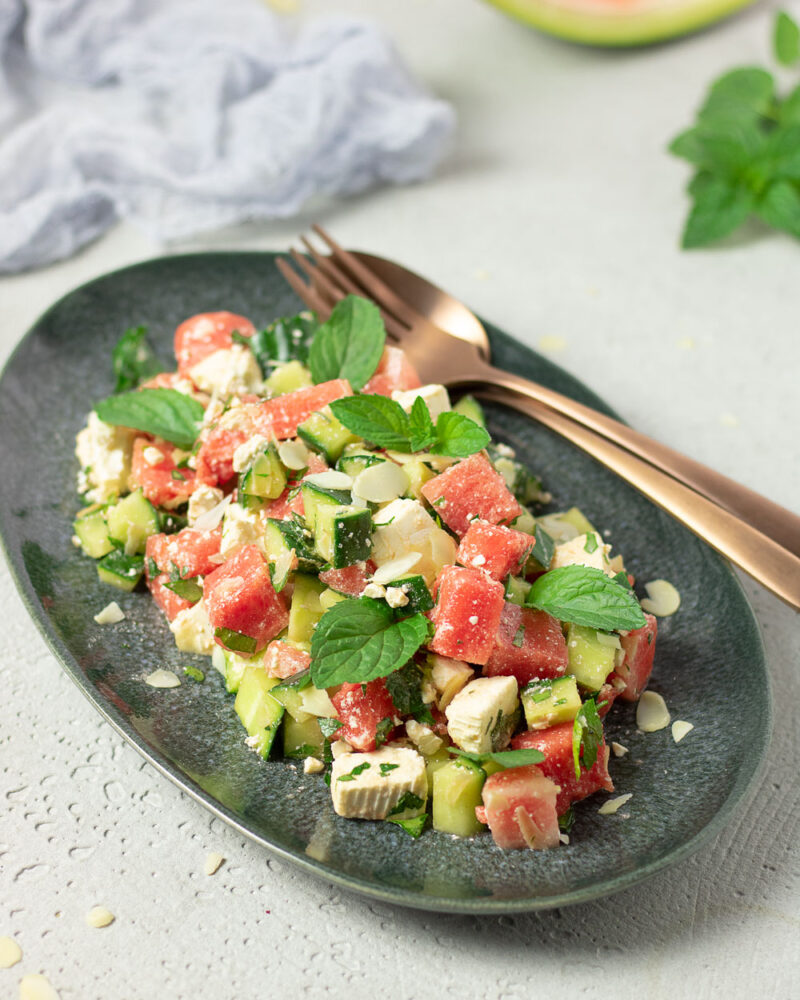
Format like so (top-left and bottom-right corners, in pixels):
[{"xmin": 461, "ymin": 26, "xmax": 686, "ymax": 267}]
[
  {"xmin": 329, "ymin": 394, "xmax": 412, "ymax": 451},
  {"xmin": 95, "ymin": 388, "xmax": 204, "ymax": 449},
  {"xmin": 526, "ymin": 565, "xmax": 646, "ymax": 632},
  {"xmin": 775, "ymin": 11, "xmax": 800, "ymax": 66},
  {"xmin": 431, "ymin": 411, "xmax": 490, "ymax": 457},
  {"xmin": 310, "ymin": 597, "xmax": 431, "ymax": 688},
  {"xmin": 669, "ymin": 128, "xmax": 708, "ymax": 166},
  {"xmin": 318, "ymin": 717, "xmax": 343, "ymax": 740},
  {"xmin": 385, "ymin": 661, "xmax": 426, "ymax": 715},
  {"xmin": 779, "ymin": 84, "xmax": 800, "ymax": 125},
  {"xmin": 183, "ymin": 665, "xmax": 205, "ymax": 683},
  {"xmin": 388, "ymin": 813, "xmax": 428, "ymax": 838},
  {"xmin": 247, "ymin": 312, "xmax": 318, "ymax": 373},
  {"xmin": 530, "ymin": 523, "xmax": 555, "ymax": 570},
  {"xmin": 112, "ymin": 326, "xmax": 162, "ymax": 393},
  {"xmin": 408, "ymin": 395, "xmax": 437, "ymax": 452},
  {"xmin": 758, "ymin": 179, "xmax": 800, "ymax": 238},
  {"xmin": 698, "ymin": 68, "xmax": 775, "ymax": 126},
  {"xmin": 308, "ymin": 296, "xmax": 386, "ymax": 391},
  {"xmin": 447, "ymin": 747, "xmax": 545, "ymax": 767},
  {"xmin": 572, "ymin": 698, "xmax": 604, "ymax": 780},
  {"xmin": 682, "ymin": 178, "xmax": 754, "ymax": 248},
  {"xmin": 762, "ymin": 125, "xmax": 800, "ymax": 179},
  {"xmin": 163, "ymin": 577, "xmax": 203, "ymax": 603}
]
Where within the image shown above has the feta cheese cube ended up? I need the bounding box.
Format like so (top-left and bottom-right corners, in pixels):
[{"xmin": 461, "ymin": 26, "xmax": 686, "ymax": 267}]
[
  {"xmin": 75, "ymin": 412, "xmax": 136, "ymax": 503},
  {"xmin": 331, "ymin": 747, "xmax": 427, "ymax": 820},
  {"xmin": 392, "ymin": 384, "xmax": 452, "ymax": 421},
  {"xmin": 170, "ymin": 599, "xmax": 214, "ymax": 655},
  {"xmin": 371, "ymin": 498, "xmax": 456, "ymax": 588},
  {"xmin": 445, "ymin": 675, "xmax": 519, "ymax": 754},
  {"xmin": 551, "ymin": 532, "xmax": 613, "ymax": 575},
  {"xmin": 188, "ymin": 345, "xmax": 263, "ymax": 397},
  {"xmin": 219, "ymin": 503, "xmax": 267, "ymax": 559}
]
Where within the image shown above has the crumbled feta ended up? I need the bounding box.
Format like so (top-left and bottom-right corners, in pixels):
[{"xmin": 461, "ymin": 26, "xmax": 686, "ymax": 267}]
[
  {"xmin": 142, "ymin": 446, "xmax": 165, "ymax": 466},
  {"xmin": 93, "ymin": 601, "xmax": 125, "ymax": 625},
  {"xmin": 385, "ymin": 586, "xmax": 409, "ymax": 609},
  {"xmin": 187, "ymin": 484, "xmax": 225, "ymax": 527},
  {"xmin": 188, "ymin": 344, "xmax": 263, "ymax": 396},
  {"xmin": 220, "ymin": 503, "xmax": 267, "ymax": 559},
  {"xmin": 75, "ymin": 412, "xmax": 136, "ymax": 503},
  {"xmin": 169, "ymin": 599, "xmax": 215, "ymax": 655},
  {"xmin": 331, "ymin": 746, "xmax": 427, "ymax": 820},
  {"xmin": 232, "ymin": 435, "xmax": 270, "ymax": 473},
  {"xmin": 372, "ymin": 498, "xmax": 457, "ymax": 588},
  {"xmin": 303, "ymin": 756, "xmax": 325, "ymax": 774},
  {"xmin": 362, "ymin": 582, "xmax": 387, "ymax": 600},
  {"xmin": 468, "ymin": 615, "xmax": 479, "ymax": 625},
  {"xmin": 445, "ymin": 675, "xmax": 519, "ymax": 754},
  {"xmin": 330, "ymin": 739, "xmax": 353, "ymax": 759},
  {"xmin": 551, "ymin": 532, "xmax": 614, "ymax": 575},
  {"xmin": 392, "ymin": 384, "xmax": 452, "ymax": 421}
]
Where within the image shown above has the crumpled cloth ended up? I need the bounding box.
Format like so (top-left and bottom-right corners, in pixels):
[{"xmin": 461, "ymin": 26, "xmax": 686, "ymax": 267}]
[{"xmin": 0, "ymin": 0, "xmax": 455, "ymax": 273}]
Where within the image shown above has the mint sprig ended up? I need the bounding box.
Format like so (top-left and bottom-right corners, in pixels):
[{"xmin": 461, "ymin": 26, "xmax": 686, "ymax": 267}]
[
  {"xmin": 244, "ymin": 311, "xmax": 319, "ymax": 374},
  {"xmin": 310, "ymin": 597, "xmax": 432, "ymax": 688},
  {"xmin": 95, "ymin": 388, "xmax": 204, "ymax": 449},
  {"xmin": 112, "ymin": 326, "xmax": 162, "ymax": 393},
  {"xmin": 329, "ymin": 394, "xmax": 489, "ymax": 458},
  {"xmin": 308, "ymin": 295, "xmax": 386, "ymax": 391},
  {"xmin": 670, "ymin": 12, "xmax": 800, "ymax": 248},
  {"xmin": 525, "ymin": 565, "xmax": 646, "ymax": 632}
]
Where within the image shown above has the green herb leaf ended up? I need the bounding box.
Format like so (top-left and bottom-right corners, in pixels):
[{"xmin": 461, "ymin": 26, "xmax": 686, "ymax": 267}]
[
  {"xmin": 775, "ymin": 11, "xmax": 800, "ymax": 66},
  {"xmin": 95, "ymin": 388, "xmax": 204, "ymax": 450},
  {"xmin": 447, "ymin": 747, "xmax": 545, "ymax": 768},
  {"xmin": 183, "ymin": 665, "xmax": 205, "ymax": 683},
  {"xmin": 273, "ymin": 668, "xmax": 313, "ymax": 692},
  {"xmin": 511, "ymin": 624, "xmax": 526, "ymax": 649},
  {"xmin": 682, "ymin": 177, "xmax": 754, "ymax": 249},
  {"xmin": 530, "ymin": 524, "xmax": 555, "ymax": 570},
  {"xmin": 308, "ymin": 296, "xmax": 386, "ymax": 391},
  {"xmin": 758, "ymin": 179, "xmax": 800, "ymax": 237},
  {"xmin": 526, "ymin": 565, "xmax": 646, "ymax": 632},
  {"xmin": 431, "ymin": 411, "xmax": 490, "ymax": 458},
  {"xmin": 558, "ymin": 805, "xmax": 575, "ymax": 834},
  {"xmin": 388, "ymin": 813, "xmax": 428, "ymax": 838},
  {"xmin": 384, "ymin": 661, "xmax": 426, "ymax": 716},
  {"xmin": 112, "ymin": 326, "xmax": 162, "ymax": 393},
  {"xmin": 584, "ymin": 533, "xmax": 598, "ymax": 554},
  {"xmin": 318, "ymin": 717, "xmax": 343, "ymax": 740},
  {"xmin": 408, "ymin": 395, "xmax": 437, "ymax": 452},
  {"xmin": 387, "ymin": 791, "xmax": 425, "ymax": 817},
  {"xmin": 214, "ymin": 627, "xmax": 257, "ymax": 655},
  {"xmin": 338, "ymin": 761, "xmax": 372, "ymax": 782},
  {"xmin": 310, "ymin": 597, "xmax": 431, "ymax": 688},
  {"xmin": 329, "ymin": 394, "xmax": 413, "ymax": 451},
  {"xmin": 163, "ymin": 577, "xmax": 203, "ymax": 603},
  {"xmin": 379, "ymin": 762, "xmax": 399, "ymax": 776},
  {"xmin": 572, "ymin": 698, "xmax": 604, "ymax": 780},
  {"xmin": 246, "ymin": 311, "xmax": 319, "ymax": 372},
  {"xmin": 697, "ymin": 68, "xmax": 775, "ymax": 127}
]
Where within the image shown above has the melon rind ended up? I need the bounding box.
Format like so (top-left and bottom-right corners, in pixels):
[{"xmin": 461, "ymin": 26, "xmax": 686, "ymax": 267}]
[{"xmin": 484, "ymin": 0, "xmax": 756, "ymax": 46}]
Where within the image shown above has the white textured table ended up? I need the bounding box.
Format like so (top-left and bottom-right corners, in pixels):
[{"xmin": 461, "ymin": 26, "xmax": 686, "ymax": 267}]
[{"xmin": 2, "ymin": 1, "xmax": 798, "ymax": 997}]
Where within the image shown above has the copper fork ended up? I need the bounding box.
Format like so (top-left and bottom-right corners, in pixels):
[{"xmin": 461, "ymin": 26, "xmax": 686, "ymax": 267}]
[{"xmin": 277, "ymin": 229, "xmax": 800, "ymax": 611}]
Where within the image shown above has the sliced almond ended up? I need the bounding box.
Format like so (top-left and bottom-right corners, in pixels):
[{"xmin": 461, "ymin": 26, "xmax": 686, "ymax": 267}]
[
  {"xmin": 352, "ymin": 461, "xmax": 409, "ymax": 504},
  {"xmin": 611, "ymin": 742, "xmax": 629, "ymax": 757},
  {"xmin": 598, "ymin": 793, "xmax": 633, "ymax": 816},
  {"xmin": 93, "ymin": 602, "xmax": 125, "ymax": 625},
  {"xmin": 204, "ymin": 852, "xmax": 225, "ymax": 876},
  {"xmin": 19, "ymin": 975, "xmax": 60, "ymax": 1000},
  {"xmin": 303, "ymin": 470, "xmax": 353, "ymax": 490},
  {"xmin": 641, "ymin": 579, "xmax": 681, "ymax": 617},
  {"xmin": 0, "ymin": 936, "xmax": 21, "ymax": 968},
  {"xmin": 145, "ymin": 669, "xmax": 181, "ymax": 689},
  {"xmin": 192, "ymin": 494, "xmax": 232, "ymax": 534},
  {"xmin": 636, "ymin": 691, "xmax": 671, "ymax": 732},
  {"xmin": 86, "ymin": 906, "xmax": 115, "ymax": 928},
  {"xmin": 371, "ymin": 552, "xmax": 421, "ymax": 586},
  {"xmin": 671, "ymin": 720, "xmax": 694, "ymax": 744},
  {"xmin": 278, "ymin": 438, "xmax": 311, "ymax": 470}
]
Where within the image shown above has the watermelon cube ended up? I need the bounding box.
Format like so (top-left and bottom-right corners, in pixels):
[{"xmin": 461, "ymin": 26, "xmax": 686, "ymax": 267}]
[
  {"xmin": 456, "ymin": 519, "xmax": 533, "ymax": 580},
  {"xmin": 512, "ymin": 721, "xmax": 614, "ymax": 815},
  {"xmin": 174, "ymin": 311, "xmax": 256, "ymax": 373},
  {"xmin": 254, "ymin": 380, "xmax": 352, "ymax": 440},
  {"xmin": 421, "ymin": 454, "xmax": 523, "ymax": 537},
  {"xmin": 146, "ymin": 527, "xmax": 222, "ymax": 579},
  {"xmin": 479, "ymin": 765, "xmax": 561, "ymax": 850},
  {"xmin": 484, "ymin": 603, "xmax": 568, "ymax": 685},
  {"xmin": 330, "ymin": 679, "xmax": 397, "ymax": 751},
  {"xmin": 617, "ymin": 613, "xmax": 658, "ymax": 702},
  {"xmin": 363, "ymin": 345, "xmax": 421, "ymax": 396},
  {"xmin": 204, "ymin": 545, "xmax": 289, "ymax": 654},
  {"xmin": 318, "ymin": 562, "xmax": 373, "ymax": 597},
  {"xmin": 264, "ymin": 641, "xmax": 311, "ymax": 679},
  {"xmin": 131, "ymin": 437, "xmax": 199, "ymax": 508},
  {"xmin": 429, "ymin": 565, "xmax": 505, "ymax": 665}
]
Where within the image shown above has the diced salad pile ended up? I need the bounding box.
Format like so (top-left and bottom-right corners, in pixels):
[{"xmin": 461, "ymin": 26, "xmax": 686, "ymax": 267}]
[{"xmin": 74, "ymin": 297, "xmax": 658, "ymax": 849}]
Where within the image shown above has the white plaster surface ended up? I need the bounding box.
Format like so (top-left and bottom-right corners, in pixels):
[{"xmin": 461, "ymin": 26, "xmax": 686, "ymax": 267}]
[{"xmin": 1, "ymin": 1, "xmax": 798, "ymax": 998}]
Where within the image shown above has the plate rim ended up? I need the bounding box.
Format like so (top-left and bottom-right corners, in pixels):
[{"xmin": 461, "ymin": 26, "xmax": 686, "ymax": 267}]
[{"xmin": 0, "ymin": 250, "xmax": 773, "ymax": 914}]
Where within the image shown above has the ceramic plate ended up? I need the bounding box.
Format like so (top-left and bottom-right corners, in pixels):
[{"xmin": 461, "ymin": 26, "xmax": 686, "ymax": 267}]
[{"xmin": 0, "ymin": 252, "xmax": 770, "ymax": 913}]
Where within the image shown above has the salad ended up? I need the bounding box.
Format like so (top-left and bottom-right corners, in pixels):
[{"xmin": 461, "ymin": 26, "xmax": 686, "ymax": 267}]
[{"xmin": 73, "ymin": 296, "xmax": 657, "ymax": 849}]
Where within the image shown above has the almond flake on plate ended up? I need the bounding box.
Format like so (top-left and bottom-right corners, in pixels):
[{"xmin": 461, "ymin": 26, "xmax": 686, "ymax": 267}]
[
  {"xmin": 86, "ymin": 906, "xmax": 115, "ymax": 928},
  {"xmin": 598, "ymin": 793, "xmax": 633, "ymax": 816},
  {"xmin": 93, "ymin": 602, "xmax": 125, "ymax": 625},
  {"xmin": 204, "ymin": 852, "xmax": 225, "ymax": 876},
  {"xmin": 640, "ymin": 579, "xmax": 681, "ymax": 617},
  {"xmin": 0, "ymin": 936, "xmax": 21, "ymax": 968},
  {"xmin": 145, "ymin": 669, "xmax": 181, "ymax": 689},
  {"xmin": 611, "ymin": 742, "xmax": 629, "ymax": 757},
  {"xmin": 636, "ymin": 691, "xmax": 671, "ymax": 732},
  {"xmin": 19, "ymin": 975, "xmax": 60, "ymax": 1000},
  {"xmin": 671, "ymin": 720, "xmax": 694, "ymax": 744}
]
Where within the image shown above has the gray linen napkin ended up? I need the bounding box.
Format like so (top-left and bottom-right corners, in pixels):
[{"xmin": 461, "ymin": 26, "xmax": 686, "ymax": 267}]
[{"xmin": 0, "ymin": 0, "xmax": 455, "ymax": 273}]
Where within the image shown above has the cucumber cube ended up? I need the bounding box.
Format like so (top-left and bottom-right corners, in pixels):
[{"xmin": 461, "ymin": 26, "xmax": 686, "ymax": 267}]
[
  {"xmin": 283, "ymin": 714, "xmax": 325, "ymax": 760},
  {"xmin": 521, "ymin": 676, "xmax": 582, "ymax": 729},
  {"xmin": 504, "ymin": 575, "xmax": 531, "ymax": 606},
  {"xmin": 385, "ymin": 574, "xmax": 433, "ymax": 615},
  {"xmin": 287, "ymin": 574, "xmax": 326, "ymax": 644},
  {"xmin": 300, "ymin": 483, "xmax": 351, "ymax": 535},
  {"xmin": 264, "ymin": 360, "xmax": 313, "ymax": 396},
  {"xmin": 74, "ymin": 504, "xmax": 114, "ymax": 559},
  {"xmin": 106, "ymin": 489, "xmax": 159, "ymax": 555},
  {"xmin": 234, "ymin": 667, "xmax": 284, "ymax": 759},
  {"xmin": 264, "ymin": 517, "xmax": 320, "ymax": 575},
  {"xmin": 314, "ymin": 505, "xmax": 372, "ymax": 568},
  {"xmin": 297, "ymin": 406, "xmax": 359, "ymax": 463},
  {"xmin": 240, "ymin": 442, "xmax": 287, "ymax": 501},
  {"xmin": 567, "ymin": 623, "xmax": 617, "ymax": 691},
  {"xmin": 432, "ymin": 758, "xmax": 485, "ymax": 837}
]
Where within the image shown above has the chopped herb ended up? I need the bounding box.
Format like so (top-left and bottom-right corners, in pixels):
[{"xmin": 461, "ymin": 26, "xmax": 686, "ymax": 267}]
[
  {"xmin": 387, "ymin": 792, "xmax": 424, "ymax": 816},
  {"xmin": 214, "ymin": 627, "xmax": 257, "ymax": 655},
  {"xmin": 183, "ymin": 665, "xmax": 205, "ymax": 683},
  {"xmin": 170, "ymin": 469, "xmax": 185, "ymax": 481},
  {"xmin": 163, "ymin": 577, "xmax": 203, "ymax": 603},
  {"xmin": 338, "ymin": 762, "xmax": 371, "ymax": 782},
  {"xmin": 375, "ymin": 717, "xmax": 394, "ymax": 748},
  {"xmin": 111, "ymin": 325, "xmax": 162, "ymax": 393},
  {"xmin": 146, "ymin": 556, "xmax": 159, "ymax": 578},
  {"xmin": 385, "ymin": 661, "xmax": 426, "ymax": 716},
  {"xmin": 526, "ymin": 681, "xmax": 553, "ymax": 703},
  {"xmin": 511, "ymin": 624, "xmax": 526, "ymax": 648},
  {"xmin": 318, "ymin": 718, "xmax": 343, "ymax": 740},
  {"xmin": 447, "ymin": 747, "xmax": 545, "ymax": 768},
  {"xmin": 388, "ymin": 814, "xmax": 428, "ymax": 838},
  {"xmin": 558, "ymin": 806, "xmax": 575, "ymax": 834},
  {"xmin": 572, "ymin": 698, "xmax": 604, "ymax": 780},
  {"xmin": 379, "ymin": 762, "xmax": 400, "ymax": 776},
  {"xmin": 273, "ymin": 668, "xmax": 313, "ymax": 691},
  {"xmin": 584, "ymin": 533, "xmax": 599, "ymax": 554},
  {"xmin": 531, "ymin": 524, "xmax": 556, "ymax": 570},
  {"xmin": 285, "ymin": 744, "xmax": 321, "ymax": 761}
]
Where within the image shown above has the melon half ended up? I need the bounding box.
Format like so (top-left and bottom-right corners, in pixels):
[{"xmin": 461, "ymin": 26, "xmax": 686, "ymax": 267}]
[{"xmin": 483, "ymin": 0, "xmax": 756, "ymax": 46}]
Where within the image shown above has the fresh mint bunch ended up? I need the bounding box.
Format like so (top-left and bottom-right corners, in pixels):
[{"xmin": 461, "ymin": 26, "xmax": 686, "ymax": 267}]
[{"xmin": 670, "ymin": 11, "xmax": 800, "ymax": 248}]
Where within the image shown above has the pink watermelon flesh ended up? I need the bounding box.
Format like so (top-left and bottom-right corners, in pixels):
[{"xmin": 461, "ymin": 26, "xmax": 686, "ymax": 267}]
[
  {"xmin": 484, "ymin": 602, "xmax": 568, "ymax": 684},
  {"xmin": 480, "ymin": 765, "xmax": 561, "ymax": 850},
  {"xmin": 174, "ymin": 311, "xmax": 256, "ymax": 373},
  {"xmin": 421, "ymin": 453, "xmax": 523, "ymax": 536},
  {"xmin": 616, "ymin": 613, "xmax": 658, "ymax": 701},
  {"xmin": 457, "ymin": 519, "xmax": 533, "ymax": 580},
  {"xmin": 429, "ymin": 565, "xmax": 505, "ymax": 664}
]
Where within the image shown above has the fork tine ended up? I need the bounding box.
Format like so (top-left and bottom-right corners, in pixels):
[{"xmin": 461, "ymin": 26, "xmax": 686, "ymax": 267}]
[
  {"xmin": 312, "ymin": 224, "xmax": 423, "ymax": 330},
  {"xmin": 289, "ymin": 248, "xmax": 346, "ymax": 306},
  {"xmin": 275, "ymin": 258, "xmax": 332, "ymax": 319}
]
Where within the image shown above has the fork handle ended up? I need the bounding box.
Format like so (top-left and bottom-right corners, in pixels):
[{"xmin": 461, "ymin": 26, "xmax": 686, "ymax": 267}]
[
  {"xmin": 473, "ymin": 382, "xmax": 800, "ymax": 611},
  {"xmin": 470, "ymin": 362, "xmax": 800, "ymax": 559}
]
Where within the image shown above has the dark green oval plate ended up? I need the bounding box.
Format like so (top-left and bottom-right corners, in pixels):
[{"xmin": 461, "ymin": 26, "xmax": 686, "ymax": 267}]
[{"xmin": 0, "ymin": 253, "xmax": 770, "ymax": 913}]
